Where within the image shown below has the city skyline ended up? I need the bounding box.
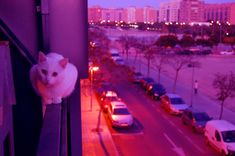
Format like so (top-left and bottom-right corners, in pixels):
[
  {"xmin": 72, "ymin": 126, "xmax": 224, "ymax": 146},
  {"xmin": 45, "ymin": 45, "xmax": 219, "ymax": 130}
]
[{"xmin": 88, "ymin": 0, "xmax": 235, "ymax": 8}]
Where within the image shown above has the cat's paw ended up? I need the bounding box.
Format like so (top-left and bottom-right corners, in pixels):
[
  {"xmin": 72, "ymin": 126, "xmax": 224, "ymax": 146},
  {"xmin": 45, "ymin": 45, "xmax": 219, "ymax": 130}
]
[{"xmin": 53, "ymin": 97, "xmax": 62, "ymax": 104}]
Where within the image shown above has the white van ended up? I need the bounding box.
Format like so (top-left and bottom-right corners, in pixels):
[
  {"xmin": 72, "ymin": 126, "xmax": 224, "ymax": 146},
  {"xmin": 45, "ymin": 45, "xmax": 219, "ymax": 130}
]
[{"xmin": 204, "ymin": 120, "xmax": 235, "ymax": 155}]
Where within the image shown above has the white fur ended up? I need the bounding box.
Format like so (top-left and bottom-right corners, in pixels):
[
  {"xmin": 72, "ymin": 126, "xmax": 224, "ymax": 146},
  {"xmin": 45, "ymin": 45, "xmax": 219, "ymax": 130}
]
[{"xmin": 30, "ymin": 52, "xmax": 78, "ymax": 104}]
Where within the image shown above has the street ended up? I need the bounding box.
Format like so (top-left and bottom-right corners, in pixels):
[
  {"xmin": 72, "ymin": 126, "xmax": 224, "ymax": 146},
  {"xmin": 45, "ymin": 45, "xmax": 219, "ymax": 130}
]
[
  {"xmin": 95, "ymin": 59, "xmax": 218, "ymax": 156},
  {"xmin": 101, "ymin": 76, "xmax": 218, "ymax": 156}
]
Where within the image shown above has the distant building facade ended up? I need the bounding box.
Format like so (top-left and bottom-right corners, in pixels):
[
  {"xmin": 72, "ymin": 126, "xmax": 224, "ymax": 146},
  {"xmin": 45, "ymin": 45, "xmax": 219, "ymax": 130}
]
[
  {"xmin": 159, "ymin": 1, "xmax": 181, "ymax": 22},
  {"xmin": 88, "ymin": 6, "xmax": 158, "ymax": 23},
  {"xmin": 88, "ymin": 6, "xmax": 102, "ymax": 22},
  {"xmin": 179, "ymin": 0, "xmax": 204, "ymax": 23},
  {"xmin": 203, "ymin": 2, "xmax": 235, "ymax": 24},
  {"xmin": 159, "ymin": 0, "xmax": 204, "ymax": 23}
]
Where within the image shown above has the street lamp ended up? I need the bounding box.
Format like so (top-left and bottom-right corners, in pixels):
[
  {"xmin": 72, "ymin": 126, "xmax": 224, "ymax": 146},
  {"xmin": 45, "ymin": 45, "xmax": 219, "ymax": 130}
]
[
  {"xmin": 188, "ymin": 61, "xmax": 200, "ymax": 107},
  {"xmin": 89, "ymin": 66, "xmax": 99, "ymax": 111}
]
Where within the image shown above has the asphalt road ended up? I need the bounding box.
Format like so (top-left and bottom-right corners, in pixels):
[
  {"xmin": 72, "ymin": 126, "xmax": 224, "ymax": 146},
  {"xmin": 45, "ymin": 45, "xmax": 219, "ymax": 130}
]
[{"xmin": 99, "ymin": 62, "xmax": 218, "ymax": 156}]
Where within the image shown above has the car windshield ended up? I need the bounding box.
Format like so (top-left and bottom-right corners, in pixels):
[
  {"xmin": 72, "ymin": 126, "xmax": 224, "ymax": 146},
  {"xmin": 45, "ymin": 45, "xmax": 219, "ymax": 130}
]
[
  {"xmin": 222, "ymin": 130, "xmax": 235, "ymax": 143},
  {"xmin": 152, "ymin": 84, "xmax": 165, "ymax": 91},
  {"xmin": 144, "ymin": 78, "xmax": 154, "ymax": 83},
  {"xmin": 194, "ymin": 112, "xmax": 210, "ymax": 121},
  {"xmin": 111, "ymin": 53, "xmax": 119, "ymax": 56},
  {"xmin": 170, "ymin": 97, "xmax": 185, "ymax": 105},
  {"xmin": 106, "ymin": 97, "xmax": 119, "ymax": 101},
  {"xmin": 113, "ymin": 108, "xmax": 130, "ymax": 115}
]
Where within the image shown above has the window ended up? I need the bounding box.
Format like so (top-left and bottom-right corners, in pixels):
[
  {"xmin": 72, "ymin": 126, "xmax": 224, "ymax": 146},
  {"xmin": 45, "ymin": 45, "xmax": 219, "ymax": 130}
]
[
  {"xmin": 222, "ymin": 130, "xmax": 235, "ymax": 143},
  {"xmin": 215, "ymin": 131, "xmax": 221, "ymax": 142}
]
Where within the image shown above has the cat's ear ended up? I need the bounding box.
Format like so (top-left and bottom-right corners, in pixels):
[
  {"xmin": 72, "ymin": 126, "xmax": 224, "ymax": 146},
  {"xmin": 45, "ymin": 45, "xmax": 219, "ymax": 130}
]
[
  {"xmin": 59, "ymin": 58, "xmax": 68, "ymax": 68},
  {"xmin": 39, "ymin": 51, "xmax": 47, "ymax": 63}
]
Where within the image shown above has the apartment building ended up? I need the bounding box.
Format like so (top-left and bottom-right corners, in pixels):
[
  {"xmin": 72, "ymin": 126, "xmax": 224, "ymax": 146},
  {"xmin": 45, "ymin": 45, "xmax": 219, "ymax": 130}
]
[
  {"xmin": 143, "ymin": 6, "xmax": 158, "ymax": 23},
  {"xmin": 159, "ymin": 0, "xmax": 204, "ymax": 23},
  {"xmin": 88, "ymin": 6, "xmax": 102, "ymax": 22},
  {"xmin": 159, "ymin": 1, "xmax": 180, "ymax": 22},
  {"xmin": 88, "ymin": 6, "xmax": 158, "ymax": 23},
  {"xmin": 203, "ymin": 2, "xmax": 235, "ymax": 24},
  {"xmin": 179, "ymin": 0, "xmax": 204, "ymax": 23}
]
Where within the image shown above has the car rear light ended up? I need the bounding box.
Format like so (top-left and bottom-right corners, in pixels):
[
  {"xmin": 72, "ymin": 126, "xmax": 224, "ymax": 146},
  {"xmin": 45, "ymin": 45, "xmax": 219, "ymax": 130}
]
[{"xmin": 192, "ymin": 118, "xmax": 196, "ymax": 124}]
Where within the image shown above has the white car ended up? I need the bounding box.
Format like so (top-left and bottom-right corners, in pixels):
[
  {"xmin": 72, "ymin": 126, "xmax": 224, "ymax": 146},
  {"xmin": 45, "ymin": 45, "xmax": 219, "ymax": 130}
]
[
  {"xmin": 108, "ymin": 101, "xmax": 134, "ymax": 128},
  {"xmin": 220, "ymin": 51, "xmax": 234, "ymax": 55},
  {"xmin": 205, "ymin": 120, "xmax": 235, "ymax": 155}
]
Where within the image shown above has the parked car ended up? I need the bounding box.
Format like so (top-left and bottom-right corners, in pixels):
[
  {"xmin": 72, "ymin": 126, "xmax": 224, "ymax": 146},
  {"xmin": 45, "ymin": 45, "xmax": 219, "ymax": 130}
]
[
  {"xmin": 146, "ymin": 83, "xmax": 166, "ymax": 100},
  {"xmin": 100, "ymin": 90, "xmax": 118, "ymax": 101},
  {"xmin": 220, "ymin": 50, "xmax": 234, "ymax": 55},
  {"xmin": 204, "ymin": 120, "xmax": 235, "ymax": 155},
  {"xmin": 114, "ymin": 58, "xmax": 125, "ymax": 65},
  {"xmin": 102, "ymin": 95, "xmax": 121, "ymax": 112},
  {"xmin": 181, "ymin": 108, "xmax": 212, "ymax": 133},
  {"xmin": 140, "ymin": 77, "xmax": 155, "ymax": 89},
  {"xmin": 160, "ymin": 93, "xmax": 189, "ymax": 115},
  {"xmin": 111, "ymin": 53, "xmax": 121, "ymax": 61},
  {"xmin": 107, "ymin": 101, "xmax": 134, "ymax": 128},
  {"xmin": 130, "ymin": 72, "xmax": 144, "ymax": 83},
  {"xmin": 95, "ymin": 81, "xmax": 113, "ymax": 98}
]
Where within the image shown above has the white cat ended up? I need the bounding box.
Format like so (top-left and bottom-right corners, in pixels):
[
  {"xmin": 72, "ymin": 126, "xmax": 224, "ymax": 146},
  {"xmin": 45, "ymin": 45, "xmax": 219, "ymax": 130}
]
[{"xmin": 30, "ymin": 52, "xmax": 78, "ymax": 104}]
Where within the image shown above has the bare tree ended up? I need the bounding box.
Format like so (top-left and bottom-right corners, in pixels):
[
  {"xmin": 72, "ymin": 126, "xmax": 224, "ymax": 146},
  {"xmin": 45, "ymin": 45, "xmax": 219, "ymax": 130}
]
[
  {"xmin": 213, "ymin": 72, "xmax": 235, "ymax": 119},
  {"xmin": 152, "ymin": 47, "xmax": 169, "ymax": 83},
  {"xmin": 144, "ymin": 46, "xmax": 157, "ymax": 77},
  {"xmin": 168, "ymin": 54, "xmax": 192, "ymax": 92},
  {"xmin": 117, "ymin": 35, "xmax": 136, "ymax": 61}
]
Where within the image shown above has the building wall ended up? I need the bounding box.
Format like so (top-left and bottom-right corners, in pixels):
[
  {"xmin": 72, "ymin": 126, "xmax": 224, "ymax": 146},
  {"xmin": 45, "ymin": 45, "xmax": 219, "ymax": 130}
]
[
  {"xmin": 143, "ymin": 6, "xmax": 157, "ymax": 22},
  {"xmin": 179, "ymin": 0, "xmax": 204, "ymax": 23},
  {"xmin": 135, "ymin": 8, "xmax": 144, "ymax": 23},
  {"xmin": 0, "ymin": 0, "xmax": 39, "ymax": 59},
  {"xmin": 88, "ymin": 6, "xmax": 102, "ymax": 22},
  {"xmin": 159, "ymin": 0, "xmax": 204, "ymax": 23},
  {"xmin": 159, "ymin": 1, "xmax": 180, "ymax": 22},
  {"xmin": 204, "ymin": 2, "xmax": 235, "ymax": 24}
]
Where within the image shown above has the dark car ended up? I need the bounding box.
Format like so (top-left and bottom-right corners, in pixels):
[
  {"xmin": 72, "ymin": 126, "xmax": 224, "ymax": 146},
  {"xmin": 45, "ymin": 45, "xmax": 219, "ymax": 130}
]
[
  {"xmin": 95, "ymin": 81, "xmax": 113, "ymax": 98},
  {"xmin": 146, "ymin": 83, "xmax": 166, "ymax": 100},
  {"xmin": 140, "ymin": 77, "xmax": 155, "ymax": 89},
  {"xmin": 130, "ymin": 72, "xmax": 144, "ymax": 83},
  {"xmin": 181, "ymin": 108, "xmax": 212, "ymax": 133}
]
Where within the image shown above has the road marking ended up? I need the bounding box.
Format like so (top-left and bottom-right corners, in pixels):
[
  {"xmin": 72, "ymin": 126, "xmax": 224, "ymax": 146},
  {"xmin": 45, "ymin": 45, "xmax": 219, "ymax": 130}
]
[
  {"xmin": 163, "ymin": 133, "xmax": 186, "ymax": 156},
  {"xmin": 184, "ymin": 136, "xmax": 205, "ymax": 154},
  {"xmin": 168, "ymin": 120, "xmax": 176, "ymax": 127},
  {"xmin": 177, "ymin": 128, "xmax": 184, "ymax": 135}
]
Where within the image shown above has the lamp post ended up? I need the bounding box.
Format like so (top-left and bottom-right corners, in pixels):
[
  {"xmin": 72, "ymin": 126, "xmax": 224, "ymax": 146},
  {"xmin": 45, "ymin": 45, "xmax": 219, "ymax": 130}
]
[
  {"xmin": 216, "ymin": 21, "xmax": 222, "ymax": 43},
  {"xmin": 89, "ymin": 66, "xmax": 99, "ymax": 111},
  {"xmin": 188, "ymin": 61, "xmax": 200, "ymax": 107}
]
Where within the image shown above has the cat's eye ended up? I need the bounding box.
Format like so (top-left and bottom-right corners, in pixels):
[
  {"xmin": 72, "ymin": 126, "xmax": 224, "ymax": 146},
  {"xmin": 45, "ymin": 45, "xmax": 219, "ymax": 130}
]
[
  {"xmin": 41, "ymin": 69, "xmax": 47, "ymax": 75},
  {"xmin": 52, "ymin": 72, "xmax": 58, "ymax": 77}
]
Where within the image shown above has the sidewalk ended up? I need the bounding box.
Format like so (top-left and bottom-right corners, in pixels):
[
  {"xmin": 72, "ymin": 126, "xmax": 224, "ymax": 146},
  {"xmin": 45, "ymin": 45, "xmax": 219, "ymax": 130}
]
[{"xmin": 81, "ymin": 80, "xmax": 119, "ymax": 156}]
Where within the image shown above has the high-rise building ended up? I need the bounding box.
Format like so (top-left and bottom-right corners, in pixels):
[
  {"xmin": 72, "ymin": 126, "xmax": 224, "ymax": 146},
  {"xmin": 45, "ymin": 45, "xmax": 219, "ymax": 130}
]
[
  {"xmin": 143, "ymin": 6, "xmax": 158, "ymax": 23},
  {"xmin": 88, "ymin": 6, "xmax": 102, "ymax": 22},
  {"xmin": 159, "ymin": 1, "xmax": 181, "ymax": 22},
  {"xmin": 203, "ymin": 2, "xmax": 235, "ymax": 24},
  {"xmin": 159, "ymin": 0, "xmax": 204, "ymax": 23},
  {"xmin": 179, "ymin": 0, "xmax": 204, "ymax": 23},
  {"xmin": 125, "ymin": 7, "xmax": 137, "ymax": 23}
]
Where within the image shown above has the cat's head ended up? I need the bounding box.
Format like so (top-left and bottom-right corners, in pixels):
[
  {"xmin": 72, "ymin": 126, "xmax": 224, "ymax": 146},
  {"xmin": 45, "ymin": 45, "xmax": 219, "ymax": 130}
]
[{"xmin": 37, "ymin": 52, "xmax": 68, "ymax": 86}]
